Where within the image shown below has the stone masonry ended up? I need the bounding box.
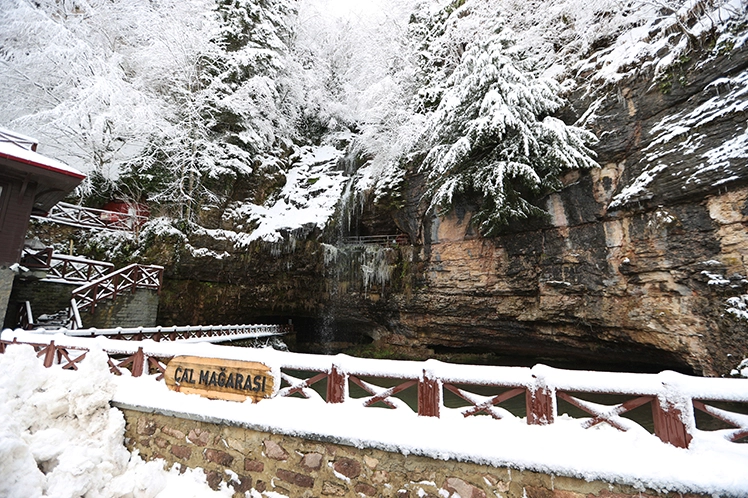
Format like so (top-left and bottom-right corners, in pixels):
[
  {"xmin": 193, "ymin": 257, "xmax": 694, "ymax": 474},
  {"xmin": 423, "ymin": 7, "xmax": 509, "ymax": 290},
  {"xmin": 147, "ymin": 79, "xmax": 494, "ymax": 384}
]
[{"xmin": 121, "ymin": 408, "xmax": 708, "ymax": 498}]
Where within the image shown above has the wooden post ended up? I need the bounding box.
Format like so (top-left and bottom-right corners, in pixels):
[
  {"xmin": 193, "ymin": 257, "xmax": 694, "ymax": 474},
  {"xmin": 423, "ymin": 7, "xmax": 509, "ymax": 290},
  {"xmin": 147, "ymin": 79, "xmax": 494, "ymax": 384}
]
[
  {"xmin": 326, "ymin": 365, "xmax": 347, "ymax": 404},
  {"xmin": 652, "ymin": 397, "xmax": 692, "ymax": 448},
  {"xmin": 418, "ymin": 370, "xmax": 441, "ymax": 418},
  {"xmin": 526, "ymin": 385, "xmax": 555, "ymax": 425},
  {"xmin": 42, "ymin": 341, "xmax": 56, "ymax": 368},
  {"xmin": 131, "ymin": 347, "xmax": 145, "ymax": 377}
]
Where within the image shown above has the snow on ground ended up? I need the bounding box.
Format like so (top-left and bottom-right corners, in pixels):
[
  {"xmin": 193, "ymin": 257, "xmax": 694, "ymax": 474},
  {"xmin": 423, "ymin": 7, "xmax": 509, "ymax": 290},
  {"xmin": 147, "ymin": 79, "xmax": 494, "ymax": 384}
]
[
  {"xmin": 0, "ymin": 346, "xmax": 232, "ymax": 498},
  {"xmin": 2, "ymin": 337, "xmax": 748, "ymax": 497}
]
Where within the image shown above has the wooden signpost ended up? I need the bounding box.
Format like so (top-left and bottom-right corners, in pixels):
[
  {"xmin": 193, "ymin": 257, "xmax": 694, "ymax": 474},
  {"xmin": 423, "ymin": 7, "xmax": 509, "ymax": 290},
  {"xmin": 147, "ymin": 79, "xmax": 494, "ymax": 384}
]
[{"xmin": 165, "ymin": 356, "xmax": 275, "ymax": 402}]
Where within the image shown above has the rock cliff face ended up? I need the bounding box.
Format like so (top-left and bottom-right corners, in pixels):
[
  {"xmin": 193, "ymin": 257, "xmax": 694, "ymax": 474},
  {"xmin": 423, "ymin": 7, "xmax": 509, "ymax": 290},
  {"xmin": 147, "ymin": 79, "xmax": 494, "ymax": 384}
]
[
  {"xmin": 345, "ymin": 38, "xmax": 748, "ymax": 376},
  {"xmin": 153, "ymin": 25, "xmax": 748, "ymax": 377}
]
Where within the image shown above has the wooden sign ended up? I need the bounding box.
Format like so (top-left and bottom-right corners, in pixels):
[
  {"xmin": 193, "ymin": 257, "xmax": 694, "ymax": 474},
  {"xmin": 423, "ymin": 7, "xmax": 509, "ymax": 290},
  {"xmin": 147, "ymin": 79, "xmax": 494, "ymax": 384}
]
[{"xmin": 165, "ymin": 356, "xmax": 275, "ymax": 402}]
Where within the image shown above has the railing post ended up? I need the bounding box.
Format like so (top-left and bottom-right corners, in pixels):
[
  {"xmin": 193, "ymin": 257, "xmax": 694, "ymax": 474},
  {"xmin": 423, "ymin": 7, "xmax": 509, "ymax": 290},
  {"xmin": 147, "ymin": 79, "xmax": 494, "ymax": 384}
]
[
  {"xmin": 42, "ymin": 341, "xmax": 56, "ymax": 367},
  {"xmin": 131, "ymin": 347, "xmax": 145, "ymax": 377},
  {"xmin": 526, "ymin": 384, "xmax": 555, "ymax": 425},
  {"xmin": 132, "ymin": 265, "xmax": 139, "ymax": 293},
  {"xmin": 326, "ymin": 364, "xmax": 347, "ymax": 404},
  {"xmin": 418, "ymin": 369, "xmax": 441, "ymax": 417},
  {"xmin": 90, "ymin": 282, "xmax": 99, "ymax": 313},
  {"xmin": 652, "ymin": 396, "xmax": 693, "ymax": 448}
]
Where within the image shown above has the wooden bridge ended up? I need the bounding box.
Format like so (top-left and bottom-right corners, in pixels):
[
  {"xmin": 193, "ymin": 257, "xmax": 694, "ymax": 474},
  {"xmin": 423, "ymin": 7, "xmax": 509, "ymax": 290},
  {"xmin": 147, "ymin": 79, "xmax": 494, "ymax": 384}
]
[
  {"xmin": 1, "ymin": 330, "xmax": 746, "ymax": 450},
  {"xmin": 22, "ymin": 247, "xmax": 114, "ymax": 282}
]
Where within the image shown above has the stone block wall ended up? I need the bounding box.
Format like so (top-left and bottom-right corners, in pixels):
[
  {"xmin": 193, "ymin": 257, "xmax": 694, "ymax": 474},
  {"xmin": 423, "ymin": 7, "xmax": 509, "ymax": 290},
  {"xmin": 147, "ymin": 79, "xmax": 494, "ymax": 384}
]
[
  {"xmin": 120, "ymin": 408, "xmax": 706, "ymax": 498},
  {"xmin": 3, "ymin": 279, "xmax": 159, "ymax": 329},
  {"xmin": 0, "ymin": 267, "xmax": 15, "ymax": 328},
  {"xmin": 81, "ymin": 288, "xmax": 159, "ymax": 329},
  {"xmin": 3, "ymin": 278, "xmax": 76, "ymax": 328}
]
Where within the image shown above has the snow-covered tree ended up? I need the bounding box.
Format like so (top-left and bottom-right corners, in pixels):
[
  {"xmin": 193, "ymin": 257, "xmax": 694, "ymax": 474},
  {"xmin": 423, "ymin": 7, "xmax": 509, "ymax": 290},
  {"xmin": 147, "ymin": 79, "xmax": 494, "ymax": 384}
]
[
  {"xmin": 115, "ymin": 0, "xmax": 300, "ymax": 222},
  {"xmin": 401, "ymin": 1, "xmax": 597, "ymax": 236},
  {"xmin": 0, "ymin": 0, "xmax": 169, "ymax": 189},
  {"xmin": 419, "ymin": 28, "xmax": 598, "ymax": 235}
]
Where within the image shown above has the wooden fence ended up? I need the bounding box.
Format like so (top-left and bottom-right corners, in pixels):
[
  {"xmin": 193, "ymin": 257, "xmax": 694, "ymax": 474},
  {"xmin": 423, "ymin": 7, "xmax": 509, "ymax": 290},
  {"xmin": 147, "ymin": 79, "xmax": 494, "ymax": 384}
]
[
  {"xmin": 1, "ymin": 333, "xmax": 746, "ymax": 450},
  {"xmin": 70, "ymin": 264, "xmax": 164, "ymax": 325},
  {"xmin": 21, "ymin": 247, "xmax": 114, "ymax": 283},
  {"xmin": 36, "ymin": 202, "xmax": 147, "ymax": 232}
]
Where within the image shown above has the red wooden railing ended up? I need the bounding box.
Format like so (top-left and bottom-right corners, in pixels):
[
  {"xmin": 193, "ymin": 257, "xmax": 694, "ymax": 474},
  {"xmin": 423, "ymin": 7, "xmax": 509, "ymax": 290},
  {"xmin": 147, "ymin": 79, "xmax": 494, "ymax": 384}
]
[
  {"xmin": 1, "ymin": 333, "xmax": 746, "ymax": 449},
  {"xmin": 35, "ymin": 202, "xmax": 147, "ymax": 232},
  {"xmin": 21, "ymin": 247, "xmax": 115, "ymax": 283},
  {"xmin": 70, "ymin": 264, "xmax": 164, "ymax": 324},
  {"xmin": 20, "ymin": 247, "xmax": 53, "ymax": 269}
]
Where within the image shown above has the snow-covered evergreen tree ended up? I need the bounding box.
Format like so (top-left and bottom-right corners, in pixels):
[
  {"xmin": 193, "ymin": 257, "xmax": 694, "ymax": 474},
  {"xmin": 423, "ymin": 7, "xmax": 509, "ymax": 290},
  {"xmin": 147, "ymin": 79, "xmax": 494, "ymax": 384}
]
[
  {"xmin": 408, "ymin": 1, "xmax": 598, "ymax": 236},
  {"xmin": 117, "ymin": 0, "xmax": 300, "ymax": 222},
  {"xmin": 419, "ymin": 20, "xmax": 598, "ymax": 235}
]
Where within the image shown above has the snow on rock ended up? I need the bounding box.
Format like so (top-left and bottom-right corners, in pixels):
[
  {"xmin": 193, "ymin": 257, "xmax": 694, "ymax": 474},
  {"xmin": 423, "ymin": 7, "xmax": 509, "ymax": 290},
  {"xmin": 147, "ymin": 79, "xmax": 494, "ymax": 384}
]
[
  {"xmin": 219, "ymin": 144, "xmax": 348, "ymax": 244},
  {"xmin": 0, "ymin": 345, "xmax": 231, "ymax": 498}
]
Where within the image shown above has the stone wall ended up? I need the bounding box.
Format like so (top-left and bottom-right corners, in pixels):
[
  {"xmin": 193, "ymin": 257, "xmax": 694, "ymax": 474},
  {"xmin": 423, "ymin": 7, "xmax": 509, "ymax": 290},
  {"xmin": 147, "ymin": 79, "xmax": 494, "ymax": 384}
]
[
  {"xmin": 120, "ymin": 407, "xmax": 706, "ymax": 498},
  {"xmin": 82, "ymin": 288, "xmax": 159, "ymax": 329},
  {"xmin": 2, "ymin": 278, "xmax": 159, "ymax": 329},
  {"xmin": 3, "ymin": 278, "xmax": 76, "ymax": 329},
  {"xmin": 0, "ymin": 267, "xmax": 15, "ymax": 328}
]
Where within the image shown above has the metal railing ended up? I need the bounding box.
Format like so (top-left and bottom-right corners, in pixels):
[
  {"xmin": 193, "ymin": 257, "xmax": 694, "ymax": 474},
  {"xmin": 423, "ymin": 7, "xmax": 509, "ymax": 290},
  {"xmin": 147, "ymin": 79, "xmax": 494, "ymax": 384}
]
[
  {"xmin": 54, "ymin": 323, "xmax": 292, "ymax": 342},
  {"xmin": 36, "ymin": 202, "xmax": 147, "ymax": 232},
  {"xmin": 1, "ymin": 333, "xmax": 746, "ymax": 449},
  {"xmin": 341, "ymin": 234, "xmax": 410, "ymax": 246},
  {"xmin": 21, "ymin": 247, "xmax": 114, "ymax": 283}
]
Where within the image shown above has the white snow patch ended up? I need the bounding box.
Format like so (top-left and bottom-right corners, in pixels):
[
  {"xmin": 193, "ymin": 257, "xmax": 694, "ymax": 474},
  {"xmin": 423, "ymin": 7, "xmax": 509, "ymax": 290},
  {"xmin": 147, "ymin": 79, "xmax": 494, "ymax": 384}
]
[{"xmin": 0, "ymin": 345, "xmax": 232, "ymax": 497}]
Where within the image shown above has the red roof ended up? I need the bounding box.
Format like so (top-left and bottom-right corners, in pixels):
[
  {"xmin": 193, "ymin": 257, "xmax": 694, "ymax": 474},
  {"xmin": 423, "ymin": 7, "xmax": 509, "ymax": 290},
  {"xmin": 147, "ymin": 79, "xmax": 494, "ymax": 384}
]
[{"xmin": 0, "ymin": 141, "xmax": 85, "ymax": 180}]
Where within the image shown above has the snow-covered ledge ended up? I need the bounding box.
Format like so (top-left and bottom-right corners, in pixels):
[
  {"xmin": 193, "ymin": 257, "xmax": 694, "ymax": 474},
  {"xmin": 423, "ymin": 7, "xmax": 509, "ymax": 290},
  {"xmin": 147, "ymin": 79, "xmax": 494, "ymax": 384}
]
[{"xmin": 3, "ymin": 330, "xmax": 748, "ymax": 496}]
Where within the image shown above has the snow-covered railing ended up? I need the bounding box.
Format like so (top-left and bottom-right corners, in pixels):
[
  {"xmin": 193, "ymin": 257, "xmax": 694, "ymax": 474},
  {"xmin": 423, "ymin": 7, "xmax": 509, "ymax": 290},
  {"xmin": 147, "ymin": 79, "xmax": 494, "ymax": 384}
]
[
  {"xmin": 17, "ymin": 302, "xmax": 34, "ymax": 330},
  {"xmin": 20, "ymin": 247, "xmax": 53, "ymax": 269},
  {"xmin": 21, "ymin": 247, "xmax": 115, "ymax": 283},
  {"xmin": 70, "ymin": 263, "xmax": 164, "ymax": 325},
  {"xmin": 35, "ymin": 202, "xmax": 147, "ymax": 232},
  {"xmin": 341, "ymin": 234, "xmax": 409, "ymax": 246},
  {"xmin": 1, "ymin": 331, "xmax": 746, "ymax": 450},
  {"xmin": 41, "ymin": 323, "xmax": 291, "ymax": 343}
]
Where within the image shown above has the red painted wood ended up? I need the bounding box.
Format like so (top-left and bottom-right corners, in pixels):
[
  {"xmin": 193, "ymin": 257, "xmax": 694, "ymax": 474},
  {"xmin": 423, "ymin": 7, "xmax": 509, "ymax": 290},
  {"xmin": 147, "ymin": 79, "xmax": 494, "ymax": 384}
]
[
  {"xmin": 363, "ymin": 380, "xmax": 417, "ymax": 408},
  {"xmin": 418, "ymin": 371, "xmax": 441, "ymax": 418},
  {"xmin": 326, "ymin": 365, "xmax": 347, "ymax": 403},
  {"xmin": 130, "ymin": 347, "xmax": 145, "ymax": 377},
  {"xmin": 457, "ymin": 386, "xmax": 525, "ymax": 418},
  {"xmin": 526, "ymin": 386, "xmax": 555, "ymax": 425},
  {"xmin": 40, "ymin": 341, "xmax": 56, "ymax": 368},
  {"xmin": 652, "ymin": 397, "xmax": 692, "ymax": 448},
  {"xmin": 283, "ymin": 372, "xmax": 327, "ymax": 398},
  {"xmin": 349, "ymin": 376, "xmax": 397, "ymax": 409}
]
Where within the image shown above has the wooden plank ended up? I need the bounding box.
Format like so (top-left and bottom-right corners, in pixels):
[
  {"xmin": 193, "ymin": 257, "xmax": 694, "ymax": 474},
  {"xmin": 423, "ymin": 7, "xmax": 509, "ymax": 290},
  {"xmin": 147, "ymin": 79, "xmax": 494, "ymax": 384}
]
[
  {"xmin": 165, "ymin": 355, "xmax": 274, "ymax": 403},
  {"xmin": 418, "ymin": 372, "xmax": 441, "ymax": 418},
  {"xmin": 652, "ymin": 397, "xmax": 692, "ymax": 448},
  {"xmin": 326, "ymin": 365, "xmax": 347, "ymax": 403},
  {"xmin": 526, "ymin": 386, "xmax": 555, "ymax": 425}
]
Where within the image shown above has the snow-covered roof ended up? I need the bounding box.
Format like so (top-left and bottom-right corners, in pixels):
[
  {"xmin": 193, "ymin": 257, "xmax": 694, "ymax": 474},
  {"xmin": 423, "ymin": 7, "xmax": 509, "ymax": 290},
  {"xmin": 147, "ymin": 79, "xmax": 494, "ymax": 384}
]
[{"xmin": 0, "ymin": 128, "xmax": 84, "ymax": 180}]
